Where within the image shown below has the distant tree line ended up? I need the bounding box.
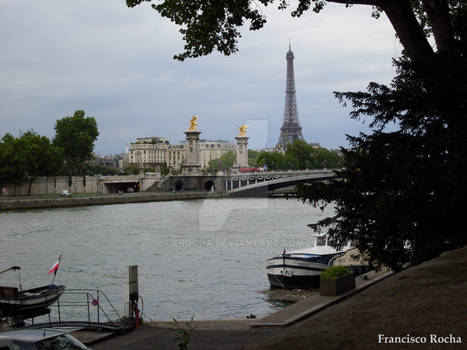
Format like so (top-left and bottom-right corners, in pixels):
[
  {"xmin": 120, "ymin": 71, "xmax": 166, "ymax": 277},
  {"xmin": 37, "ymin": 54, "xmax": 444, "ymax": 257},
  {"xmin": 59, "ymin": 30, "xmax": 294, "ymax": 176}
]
[
  {"xmin": 0, "ymin": 110, "xmax": 99, "ymax": 195},
  {"xmin": 203, "ymin": 141, "xmax": 342, "ymax": 174},
  {"xmin": 256, "ymin": 140, "xmax": 343, "ymax": 171}
]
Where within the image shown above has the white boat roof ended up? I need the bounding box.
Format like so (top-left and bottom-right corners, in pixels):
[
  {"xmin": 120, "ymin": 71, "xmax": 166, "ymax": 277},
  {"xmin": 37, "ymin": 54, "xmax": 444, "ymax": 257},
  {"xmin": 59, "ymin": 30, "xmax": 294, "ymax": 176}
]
[{"xmin": 284, "ymin": 245, "xmax": 350, "ymax": 256}]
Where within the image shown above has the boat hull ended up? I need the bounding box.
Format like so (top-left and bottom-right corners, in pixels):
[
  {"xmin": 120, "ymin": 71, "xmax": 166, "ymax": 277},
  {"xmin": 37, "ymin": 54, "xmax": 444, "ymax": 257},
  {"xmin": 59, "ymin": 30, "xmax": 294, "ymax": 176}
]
[
  {"xmin": 267, "ymin": 273, "xmax": 321, "ymax": 289},
  {"xmin": 266, "ymin": 257, "xmax": 329, "ymax": 289},
  {"xmin": 0, "ymin": 285, "xmax": 65, "ymax": 319}
]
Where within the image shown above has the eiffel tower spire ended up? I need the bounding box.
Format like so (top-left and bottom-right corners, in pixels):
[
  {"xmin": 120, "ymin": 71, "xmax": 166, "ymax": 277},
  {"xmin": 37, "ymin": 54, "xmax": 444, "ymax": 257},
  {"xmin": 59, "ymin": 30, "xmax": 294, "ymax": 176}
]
[{"xmin": 277, "ymin": 41, "xmax": 304, "ymax": 147}]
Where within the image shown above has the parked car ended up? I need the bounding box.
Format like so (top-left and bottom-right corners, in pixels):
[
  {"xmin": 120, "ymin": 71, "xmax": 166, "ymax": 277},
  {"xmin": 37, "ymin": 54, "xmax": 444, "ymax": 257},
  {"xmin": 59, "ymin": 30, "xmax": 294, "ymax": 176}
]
[
  {"xmin": 59, "ymin": 189, "xmax": 72, "ymax": 198},
  {"xmin": 0, "ymin": 329, "xmax": 91, "ymax": 350}
]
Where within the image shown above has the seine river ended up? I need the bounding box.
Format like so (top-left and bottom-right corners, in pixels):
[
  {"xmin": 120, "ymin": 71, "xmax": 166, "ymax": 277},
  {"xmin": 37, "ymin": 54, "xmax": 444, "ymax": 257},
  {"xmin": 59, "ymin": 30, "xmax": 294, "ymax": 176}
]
[{"xmin": 0, "ymin": 198, "xmax": 333, "ymax": 321}]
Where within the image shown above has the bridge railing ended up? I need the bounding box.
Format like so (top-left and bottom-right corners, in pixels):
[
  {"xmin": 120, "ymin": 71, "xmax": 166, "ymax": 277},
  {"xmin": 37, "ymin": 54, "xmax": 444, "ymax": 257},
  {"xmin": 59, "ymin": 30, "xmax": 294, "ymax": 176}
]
[
  {"xmin": 226, "ymin": 169, "xmax": 334, "ymax": 177},
  {"xmin": 225, "ymin": 169, "xmax": 337, "ymax": 193}
]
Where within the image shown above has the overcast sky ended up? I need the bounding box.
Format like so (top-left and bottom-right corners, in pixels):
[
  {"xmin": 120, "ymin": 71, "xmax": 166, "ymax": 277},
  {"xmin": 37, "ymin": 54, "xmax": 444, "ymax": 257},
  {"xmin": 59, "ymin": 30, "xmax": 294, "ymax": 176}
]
[{"xmin": 0, "ymin": 1, "xmax": 402, "ymax": 154}]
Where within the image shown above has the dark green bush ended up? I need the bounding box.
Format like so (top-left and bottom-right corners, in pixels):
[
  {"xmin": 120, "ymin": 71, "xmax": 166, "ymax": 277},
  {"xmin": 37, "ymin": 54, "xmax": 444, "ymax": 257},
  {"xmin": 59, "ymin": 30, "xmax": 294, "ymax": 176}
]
[{"xmin": 321, "ymin": 266, "xmax": 352, "ymax": 280}]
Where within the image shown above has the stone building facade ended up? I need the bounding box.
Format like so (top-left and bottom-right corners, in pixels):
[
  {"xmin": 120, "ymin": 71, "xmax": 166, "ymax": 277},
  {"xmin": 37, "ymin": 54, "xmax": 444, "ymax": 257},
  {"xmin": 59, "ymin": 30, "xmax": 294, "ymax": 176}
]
[{"xmin": 126, "ymin": 137, "xmax": 235, "ymax": 170}]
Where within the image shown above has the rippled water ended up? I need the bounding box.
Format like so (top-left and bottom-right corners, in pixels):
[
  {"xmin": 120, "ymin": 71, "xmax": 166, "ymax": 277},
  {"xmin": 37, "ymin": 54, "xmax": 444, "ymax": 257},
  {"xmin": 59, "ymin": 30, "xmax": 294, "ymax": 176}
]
[{"xmin": 0, "ymin": 198, "xmax": 333, "ymax": 320}]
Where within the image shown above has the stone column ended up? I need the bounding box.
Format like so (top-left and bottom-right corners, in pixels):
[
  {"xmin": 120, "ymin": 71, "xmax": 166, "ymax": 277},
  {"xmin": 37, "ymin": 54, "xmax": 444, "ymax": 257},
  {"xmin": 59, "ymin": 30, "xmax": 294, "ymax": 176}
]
[
  {"xmin": 182, "ymin": 130, "xmax": 202, "ymax": 175},
  {"xmin": 182, "ymin": 116, "xmax": 202, "ymax": 175},
  {"xmin": 234, "ymin": 136, "xmax": 249, "ymax": 169}
]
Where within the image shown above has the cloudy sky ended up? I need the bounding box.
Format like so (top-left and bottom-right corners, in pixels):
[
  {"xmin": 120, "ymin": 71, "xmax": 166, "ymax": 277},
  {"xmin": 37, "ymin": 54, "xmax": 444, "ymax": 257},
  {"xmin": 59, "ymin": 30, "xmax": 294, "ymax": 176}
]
[{"xmin": 0, "ymin": 1, "xmax": 402, "ymax": 154}]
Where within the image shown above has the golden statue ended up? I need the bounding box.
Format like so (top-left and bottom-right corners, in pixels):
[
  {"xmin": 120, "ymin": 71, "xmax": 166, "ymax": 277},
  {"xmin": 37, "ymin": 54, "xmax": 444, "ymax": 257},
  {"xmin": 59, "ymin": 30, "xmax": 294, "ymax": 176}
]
[
  {"xmin": 238, "ymin": 124, "xmax": 248, "ymax": 137},
  {"xmin": 188, "ymin": 115, "xmax": 198, "ymax": 131}
]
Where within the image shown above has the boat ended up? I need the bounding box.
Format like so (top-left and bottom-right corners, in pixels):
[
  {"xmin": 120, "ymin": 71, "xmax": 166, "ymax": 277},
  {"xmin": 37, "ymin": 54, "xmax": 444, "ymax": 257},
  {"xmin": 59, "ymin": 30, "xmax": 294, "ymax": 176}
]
[
  {"xmin": 266, "ymin": 232, "xmax": 353, "ymax": 289},
  {"xmin": 0, "ymin": 266, "xmax": 65, "ymax": 320}
]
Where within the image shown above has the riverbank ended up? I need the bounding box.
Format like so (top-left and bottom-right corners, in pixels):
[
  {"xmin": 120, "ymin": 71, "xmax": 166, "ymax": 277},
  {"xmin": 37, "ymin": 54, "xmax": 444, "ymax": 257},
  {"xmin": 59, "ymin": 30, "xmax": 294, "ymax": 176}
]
[
  {"xmin": 0, "ymin": 191, "xmax": 225, "ymax": 211},
  {"xmin": 92, "ymin": 245, "xmax": 467, "ymax": 349}
]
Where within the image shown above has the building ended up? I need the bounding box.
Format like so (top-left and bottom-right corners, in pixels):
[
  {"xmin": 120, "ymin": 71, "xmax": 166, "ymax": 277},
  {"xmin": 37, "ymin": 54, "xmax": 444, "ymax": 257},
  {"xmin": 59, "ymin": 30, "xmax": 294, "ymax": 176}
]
[
  {"xmin": 200, "ymin": 140, "xmax": 236, "ymax": 169},
  {"xmin": 127, "ymin": 137, "xmax": 171, "ymax": 169},
  {"xmin": 126, "ymin": 137, "xmax": 235, "ymax": 171},
  {"xmin": 87, "ymin": 154, "xmax": 122, "ymax": 169}
]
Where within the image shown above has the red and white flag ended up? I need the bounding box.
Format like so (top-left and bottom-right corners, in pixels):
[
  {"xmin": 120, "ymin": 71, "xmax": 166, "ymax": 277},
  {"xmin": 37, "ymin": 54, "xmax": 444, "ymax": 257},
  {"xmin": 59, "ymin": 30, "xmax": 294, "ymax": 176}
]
[{"xmin": 48, "ymin": 256, "xmax": 62, "ymax": 275}]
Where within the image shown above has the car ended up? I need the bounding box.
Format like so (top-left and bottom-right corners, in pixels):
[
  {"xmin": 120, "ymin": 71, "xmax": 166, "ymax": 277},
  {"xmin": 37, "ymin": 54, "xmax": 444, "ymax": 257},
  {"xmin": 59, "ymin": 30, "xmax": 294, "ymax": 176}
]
[
  {"xmin": 0, "ymin": 329, "xmax": 91, "ymax": 350},
  {"xmin": 59, "ymin": 189, "xmax": 72, "ymax": 198}
]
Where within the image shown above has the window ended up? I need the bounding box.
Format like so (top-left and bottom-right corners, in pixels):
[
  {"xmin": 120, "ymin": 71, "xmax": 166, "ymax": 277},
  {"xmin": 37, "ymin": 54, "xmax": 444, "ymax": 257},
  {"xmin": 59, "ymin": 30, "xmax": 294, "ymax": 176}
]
[{"xmin": 316, "ymin": 236, "xmax": 326, "ymax": 246}]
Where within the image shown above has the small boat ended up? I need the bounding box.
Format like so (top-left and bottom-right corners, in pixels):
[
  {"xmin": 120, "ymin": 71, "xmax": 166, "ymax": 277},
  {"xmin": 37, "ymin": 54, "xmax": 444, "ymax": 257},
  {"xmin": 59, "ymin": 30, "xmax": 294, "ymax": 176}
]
[
  {"xmin": 0, "ymin": 266, "xmax": 65, "ymax": 320},
  {"xmin": 266, "ymin": 232, "xmax": 353, "ymax": 289}
]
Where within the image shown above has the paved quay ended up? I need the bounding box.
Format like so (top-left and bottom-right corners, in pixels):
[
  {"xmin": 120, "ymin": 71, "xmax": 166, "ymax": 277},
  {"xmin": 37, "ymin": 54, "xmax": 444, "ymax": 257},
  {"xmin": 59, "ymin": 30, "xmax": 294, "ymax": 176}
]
[
  {"xmin": 0, "ymin": 191, "xmax": 225, "ymax": 210},
  {"xmin": 92, "ymin": 245, "xmax": 467, "ymax": 349}
]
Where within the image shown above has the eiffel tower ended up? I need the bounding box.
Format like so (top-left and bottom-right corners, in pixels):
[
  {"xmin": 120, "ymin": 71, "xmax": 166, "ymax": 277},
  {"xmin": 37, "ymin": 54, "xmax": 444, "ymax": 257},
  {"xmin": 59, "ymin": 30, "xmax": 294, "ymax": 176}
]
[{"xmin": 277, "ymin": 41, "xmax": 305, "ymax": 148}]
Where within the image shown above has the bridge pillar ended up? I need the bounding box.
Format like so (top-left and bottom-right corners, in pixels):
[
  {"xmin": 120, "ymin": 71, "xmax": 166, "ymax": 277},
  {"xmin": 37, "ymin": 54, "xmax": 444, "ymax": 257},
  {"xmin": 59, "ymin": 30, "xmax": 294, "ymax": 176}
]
[
  {"xmin": 234, "ymin": 134, "xmax": 249, "ymax": 170},
  {"xmin": 182, "ymin": 118, "xmax": 202, "ymax": 175}
]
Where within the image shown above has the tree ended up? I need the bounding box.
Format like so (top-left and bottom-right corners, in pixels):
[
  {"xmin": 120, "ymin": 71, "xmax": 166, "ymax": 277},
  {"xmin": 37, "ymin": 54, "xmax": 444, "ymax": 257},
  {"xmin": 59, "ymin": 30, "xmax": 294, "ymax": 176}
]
[
  {"xmin": 124, "ymin": 166, "xmax": 141, "ymax": 175},
  {"xmin": 0, "ymin": 133, "xmax": 25, "ymax": 191},
  {"xmin": 84, "ymin": 163, "xmax": 119, "ymax": 176},
  {"xmin": 255, "ymin": 151, "xmax": 286, "ymax": 170},
  {"xmin": 285, "ymin": 141, "xmax": 343, "ymax": 169},
  {"xmin": 297, "ymin": 50, "xmax": 467, "ymax": 270},
  {"xmin": 161, "ymin": 163, "xmax": 169, "ymax": 177},
  {"xmin": 19, "ymin": 132, "xmax": 63, "ymax": 195},
  {"xmin": 308, "ymin": 147, "xmax": 343, "ymax": 169},
  {"xmin": 254, "ymin": 142, "xmax": 343, "ymax": 170},
  {"xmin": 248, "ymin": 149, "xmax": 260, "ymax": 166},
  {"xmin": 54, "ymin": 110, "xmax": 99, "ymax": 187},
  {"xmin": 125, "ymin": 0, "xmax": 461, "ymax": 65},
  {"xmin": 206, "ymin": 150, "xmax": 236, "ymax": 173},
  {"xmin": 0, "ymin": 132, "xmax": 63, "ymax": 195}
]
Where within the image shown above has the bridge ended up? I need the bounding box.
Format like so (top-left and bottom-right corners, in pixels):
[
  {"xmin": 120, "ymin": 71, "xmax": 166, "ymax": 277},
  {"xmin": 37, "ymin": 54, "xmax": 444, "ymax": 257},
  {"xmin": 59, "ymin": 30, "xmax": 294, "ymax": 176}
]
[
  {"xmin": 152, "ymin": 169, "xmax": 338, "ymax": 196},
  {"xmin": 225, "ymin": 169, "xmax": 337, "ymax": 196}
]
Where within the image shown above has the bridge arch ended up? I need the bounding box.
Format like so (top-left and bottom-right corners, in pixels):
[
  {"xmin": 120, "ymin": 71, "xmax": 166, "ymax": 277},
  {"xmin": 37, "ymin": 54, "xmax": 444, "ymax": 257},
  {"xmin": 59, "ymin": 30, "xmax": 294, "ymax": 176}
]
[
  {"xmin": 204, "ymin": 180, "xmax": 215, "ymax": 192},
  {"xmin": 175, "ymin": 180, "xmax": 184, "ymax": 191}
]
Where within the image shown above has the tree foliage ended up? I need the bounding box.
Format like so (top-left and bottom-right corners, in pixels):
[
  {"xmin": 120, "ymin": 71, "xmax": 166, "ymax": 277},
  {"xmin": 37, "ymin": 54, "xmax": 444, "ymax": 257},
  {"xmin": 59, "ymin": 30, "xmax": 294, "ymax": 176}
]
[
  {"xmin": 0, "ymin": 132, "xmax": 63, "ymax": 195},
  {"xmin": 248, "ymin": 149, "xmax": 260, "ymax": 166},
  {"xmin": 255, "ymin": 141, "xmax": 342, "ymax": 170},
  {"xmin": 286, "ymin": 140, "xmax": 342, "ymax": 169},
  {"xmin": 54, "ymin": 110, "xmax": 99, "ymax": 186},
  {"xmin": 0, "ymin": 134, "xmax": 20, "ymax": 186},
  {"xmin": 256, "ymin": 151, "xmax": 287, "ymax": 170},
  {"xmin": 206, "ymin": 150, "xmax": 236, "ymax": 173},
  {"xmin": 84, "ymin": 163, "xmax": 120, "ymax": 176},
  {"xmin": 126, "ymin": 0, "xmax": 462, "ymax": 65},
  {"xmin": 123, "ymin": 166, "xmax": 141, "ymax": 175},
  {"xmin": 298, "ymin": 49, "xmax": 467, "ymax": 270}
]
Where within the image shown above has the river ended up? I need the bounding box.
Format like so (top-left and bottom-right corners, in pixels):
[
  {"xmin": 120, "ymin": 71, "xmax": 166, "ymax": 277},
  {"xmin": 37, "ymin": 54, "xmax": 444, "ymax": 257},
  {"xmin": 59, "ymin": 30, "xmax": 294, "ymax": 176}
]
[{"xmin": 0, "ymin": 197, "xmax": 333, "ymax": 321}]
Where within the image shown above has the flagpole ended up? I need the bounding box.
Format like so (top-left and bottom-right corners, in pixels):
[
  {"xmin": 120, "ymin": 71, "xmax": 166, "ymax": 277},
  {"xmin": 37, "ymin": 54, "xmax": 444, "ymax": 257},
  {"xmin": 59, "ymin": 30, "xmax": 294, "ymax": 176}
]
[{"xmin": 51, "ymin": 255, "xmax": 62, "ymax": 286}]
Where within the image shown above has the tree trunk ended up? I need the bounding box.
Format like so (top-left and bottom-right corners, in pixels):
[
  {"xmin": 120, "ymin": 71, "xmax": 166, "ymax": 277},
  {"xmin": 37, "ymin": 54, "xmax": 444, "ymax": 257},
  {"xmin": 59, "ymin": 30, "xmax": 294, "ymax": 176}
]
[
  {"xmin": 68, "ymin": 164, "xmax": 74, "ymax": 187},
  {"xmin": 422, "ymin": 0, "xmax": 455, "ymax": 53},
  {"xmin": 28, "ymin": 177, "xmax": 34, "ymax": 196},
  {"xmin": 381, "ymin": 0, "xmax": 435, "ymax": 62},
  {"xmin": 328, "ymin": 0, "xmax": 436, "ymax": 63}
]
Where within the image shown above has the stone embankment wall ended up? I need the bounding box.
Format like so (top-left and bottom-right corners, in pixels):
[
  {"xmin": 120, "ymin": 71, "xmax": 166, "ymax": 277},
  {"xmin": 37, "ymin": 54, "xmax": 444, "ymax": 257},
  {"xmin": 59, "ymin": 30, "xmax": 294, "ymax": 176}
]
[
  {"xmin": 0, "ymin": 175, "xmax": 161, "ymax": 196},
  {"xmin": 0, "ymin": 176, "xmax": 102, "ymax": 196},
  {"xmin": 0, "ymin": 192, "xmax": 226, "ymax": 211}
]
